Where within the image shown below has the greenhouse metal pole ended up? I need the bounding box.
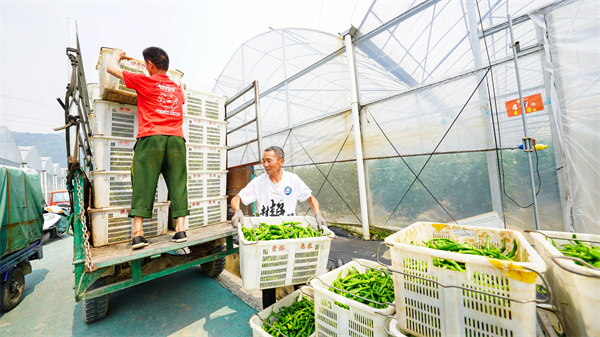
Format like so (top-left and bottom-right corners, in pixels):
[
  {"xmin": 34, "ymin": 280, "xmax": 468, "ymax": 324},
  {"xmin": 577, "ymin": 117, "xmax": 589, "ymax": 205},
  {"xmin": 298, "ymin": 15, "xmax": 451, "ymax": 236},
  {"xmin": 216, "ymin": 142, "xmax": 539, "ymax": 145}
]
[
  {"xmin": 344, "ymin": 28, "xmax": 370, "ymax": 240},
  {"xmin": 508, "ymin": 14, "xmax": 540, "ymax": 230}
]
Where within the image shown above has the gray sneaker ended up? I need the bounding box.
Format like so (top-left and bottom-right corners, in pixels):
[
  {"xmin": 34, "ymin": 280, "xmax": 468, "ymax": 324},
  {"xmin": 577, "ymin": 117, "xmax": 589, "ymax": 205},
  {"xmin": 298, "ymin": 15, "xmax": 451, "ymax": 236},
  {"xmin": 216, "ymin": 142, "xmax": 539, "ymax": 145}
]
[{"xmin": 172, "ymin": 231, "xmax": 187, "ymax": 243}]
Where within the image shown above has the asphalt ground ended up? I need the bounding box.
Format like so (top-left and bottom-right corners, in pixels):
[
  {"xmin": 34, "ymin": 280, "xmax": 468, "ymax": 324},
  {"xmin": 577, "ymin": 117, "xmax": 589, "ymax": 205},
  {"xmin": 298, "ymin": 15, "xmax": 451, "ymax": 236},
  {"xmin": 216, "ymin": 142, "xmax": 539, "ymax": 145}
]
[{"xmin": 0, "ymin": 234, "xmax": 256, "ymax": 336}]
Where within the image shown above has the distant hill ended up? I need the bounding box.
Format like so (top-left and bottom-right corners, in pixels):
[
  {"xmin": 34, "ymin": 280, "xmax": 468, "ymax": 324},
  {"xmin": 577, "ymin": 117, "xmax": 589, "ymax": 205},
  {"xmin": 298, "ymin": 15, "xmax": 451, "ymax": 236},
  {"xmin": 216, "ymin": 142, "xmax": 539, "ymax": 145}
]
[{"xmin": 13, "ymin": 132, "xmax": 68, "ymax": 167}]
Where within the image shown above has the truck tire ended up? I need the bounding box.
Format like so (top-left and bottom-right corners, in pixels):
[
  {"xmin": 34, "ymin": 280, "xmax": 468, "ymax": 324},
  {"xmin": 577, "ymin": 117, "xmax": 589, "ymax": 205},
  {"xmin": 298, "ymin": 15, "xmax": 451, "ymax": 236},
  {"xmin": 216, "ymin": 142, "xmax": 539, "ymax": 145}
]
[
  {"xmin": 83, "ymin": 277, "xmax": 109, "ymax": 323},
  {"xmin": 1, "ymin": 267, "xmax": 25, "ymax": 312},
  {"xmin": 42, "ymin": 231, "xmax": 51, "ymax": 243},
  {"xmin": 200, "ymin": 244, "xmax": 226, "ymax": 278}
]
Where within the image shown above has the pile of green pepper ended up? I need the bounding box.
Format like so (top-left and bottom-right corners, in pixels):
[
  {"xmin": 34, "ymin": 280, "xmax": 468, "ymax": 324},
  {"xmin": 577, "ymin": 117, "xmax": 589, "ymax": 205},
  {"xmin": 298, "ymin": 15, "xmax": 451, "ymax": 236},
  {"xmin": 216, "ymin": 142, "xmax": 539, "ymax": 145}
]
[
  {"xmin": 330, "ymin": 267, "xmax": 394, "ymax": 309},
  {"xmin": 242, "ymin": 221, "xmax": 324, "ymax": 241},
  {"xmin": 262, "ymin": 295, "xmax": 315, "ymax": 337},
  {"xmin": 551, "ymin": 234, "xmax": 600, "ymax": 269},
  {"xmin": 421, "ymin": 235, "xmax": 519, "ymax": 261}
]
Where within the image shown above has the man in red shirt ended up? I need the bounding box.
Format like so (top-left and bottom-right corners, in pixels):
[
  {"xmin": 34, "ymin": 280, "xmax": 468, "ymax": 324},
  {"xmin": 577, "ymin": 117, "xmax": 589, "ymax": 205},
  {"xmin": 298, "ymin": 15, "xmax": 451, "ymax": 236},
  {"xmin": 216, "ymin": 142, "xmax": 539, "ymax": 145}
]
[{"xmin": 107, "ymin": 47, "xmax": 189, "ymax": 249}]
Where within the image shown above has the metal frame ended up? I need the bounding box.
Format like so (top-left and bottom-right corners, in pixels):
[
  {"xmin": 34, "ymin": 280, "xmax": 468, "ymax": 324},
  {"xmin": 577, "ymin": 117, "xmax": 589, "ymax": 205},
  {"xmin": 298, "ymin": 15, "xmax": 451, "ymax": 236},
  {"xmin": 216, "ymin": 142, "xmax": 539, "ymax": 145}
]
[{"xmin": 225, "ymin": 80, "xmax": 263, "ymax": 164}]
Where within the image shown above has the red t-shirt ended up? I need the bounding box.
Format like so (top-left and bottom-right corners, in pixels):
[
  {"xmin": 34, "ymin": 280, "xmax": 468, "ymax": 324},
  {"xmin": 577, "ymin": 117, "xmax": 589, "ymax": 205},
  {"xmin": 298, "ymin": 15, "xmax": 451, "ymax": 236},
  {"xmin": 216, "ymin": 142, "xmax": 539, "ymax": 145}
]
[{"xmin": 122, "ymin": 71, "xmax": 185, "ymax": 139}]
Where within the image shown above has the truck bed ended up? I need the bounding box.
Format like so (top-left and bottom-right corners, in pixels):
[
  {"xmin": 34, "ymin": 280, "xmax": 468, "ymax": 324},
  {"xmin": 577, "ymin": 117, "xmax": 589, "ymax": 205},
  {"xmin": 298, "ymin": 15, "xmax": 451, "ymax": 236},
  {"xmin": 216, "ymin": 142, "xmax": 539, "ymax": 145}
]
[{"xmin": 89, "ymin": 222, "xmax": 235, "ymax": 270}]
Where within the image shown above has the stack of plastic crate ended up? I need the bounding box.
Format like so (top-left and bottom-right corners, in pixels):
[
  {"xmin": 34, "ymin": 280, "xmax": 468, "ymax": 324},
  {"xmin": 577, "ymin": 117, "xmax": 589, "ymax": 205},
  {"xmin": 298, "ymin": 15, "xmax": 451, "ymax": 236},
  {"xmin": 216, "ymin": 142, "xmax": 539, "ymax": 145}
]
[
  {"xmin": 88, "ymin": 47, "xmax": 181, "ymax": 247},
  {"xmin": 181, "ymin": 88, "xmax": 228, "ymax": 230}
]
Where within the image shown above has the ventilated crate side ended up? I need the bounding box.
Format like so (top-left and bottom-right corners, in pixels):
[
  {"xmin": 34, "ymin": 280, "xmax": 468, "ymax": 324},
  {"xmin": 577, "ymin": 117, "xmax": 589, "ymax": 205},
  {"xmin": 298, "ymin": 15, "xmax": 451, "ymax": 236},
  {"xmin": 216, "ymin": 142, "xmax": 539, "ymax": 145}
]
[
  {"xmin": 238, "ymin": 216, "xmax": 335, "ymax": 291},
  {"xmin": 186, "ymin": 145, "xmax": 226, "ymax": 172},
  {"xmin": 310, "ymin": 259, "xmax": 395, "ymax": 337},
  {"xmin": 384, "ymin": 222, "xmax": 546, "ymax": 337},
  {"xmin": 183, "ymin": 88, "xmax": 225, "ymax": 121},
  {"xmin": 91, "ymin": 136, "xmax": 135, "ymax": 172},
  {"xmin": 185, "ymin": 196, "xmax": 227, "ymax": 230},
  {"xmin": 90, "ymin": 100, "xmax": 138, "ymax": 138},
  {"xmin": 91, "ymin": 171, "xmax": 166, "ymax": 208},
  {"xmin": 90, "ymin": 202, "xmax": 170, "ymax": 247},
  {"xmin": 183, "ymin": 117, "xmax": 226, "ymax": 146}
]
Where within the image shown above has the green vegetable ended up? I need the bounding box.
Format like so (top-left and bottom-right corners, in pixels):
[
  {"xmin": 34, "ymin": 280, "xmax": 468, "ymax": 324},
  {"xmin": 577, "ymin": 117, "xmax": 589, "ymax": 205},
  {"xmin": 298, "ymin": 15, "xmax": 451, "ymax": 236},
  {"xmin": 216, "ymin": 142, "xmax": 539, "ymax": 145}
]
[
  {"xmin": 418, "ymin": 236, "xmax": 520, "ymax": 263},
  {"xmin": 551, "ymin": 234, "xmax": 600, "ymax": 269},
  {"xmin": 329, "ymin": 267, "xmax": 394, "ymax": 309},
  {"xmin": 242, "ymin": 221, "xmax": 324, "ymax": 241},
  {"xmin": 263, "ymin": 295, "xmax": 315, "ymax": 337}
]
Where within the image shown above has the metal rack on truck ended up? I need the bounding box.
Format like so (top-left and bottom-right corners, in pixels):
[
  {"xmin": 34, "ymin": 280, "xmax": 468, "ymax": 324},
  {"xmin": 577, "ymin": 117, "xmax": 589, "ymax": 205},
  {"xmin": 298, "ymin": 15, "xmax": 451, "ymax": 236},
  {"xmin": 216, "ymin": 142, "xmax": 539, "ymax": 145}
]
[{"xmin": 59, "ymin": 19, "xmax": 238, "ymax": 323}]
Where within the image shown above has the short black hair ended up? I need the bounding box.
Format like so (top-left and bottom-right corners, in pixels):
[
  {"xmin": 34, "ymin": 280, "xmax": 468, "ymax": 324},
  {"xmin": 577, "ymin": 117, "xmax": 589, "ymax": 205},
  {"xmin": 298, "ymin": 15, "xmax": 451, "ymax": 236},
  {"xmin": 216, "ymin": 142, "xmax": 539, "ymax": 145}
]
[
  {"xmin": 264, "ymin": 146, "xmax": 284, "ymax": 159},
  {"xmin": 142, "ymin": 47, "xmax": 169, "ymax": 71}
]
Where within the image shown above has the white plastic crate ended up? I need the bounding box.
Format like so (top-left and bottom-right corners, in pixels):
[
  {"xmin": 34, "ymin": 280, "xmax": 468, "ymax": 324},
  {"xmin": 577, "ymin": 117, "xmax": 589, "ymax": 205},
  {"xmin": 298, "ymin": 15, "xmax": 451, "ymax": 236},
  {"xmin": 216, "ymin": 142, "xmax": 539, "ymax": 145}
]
[
  {"xmin": 309, "ymin": 259, "xmax": 396, "ymax": 337},
  {"xmin": 183, "ymin": 116, "xmax": 227, "ymax": 146},
  {"xmin": 185, "ymin": 171, "xmax": 227, "ymax": 200},
  {"xmin": 384, "ymin": 222, "xmax": 546, "ymax": 337},
  {"xmin": 186, "ymin": 145, "xmax": 226, "ymax": 172},
  {"xmin": 248, "ymin": 287, "xmax": 316, "ymax": 337},
  {"xmin": 91, "ymin": 136, "xmax": 135, "ymax": 172},
  {"xmin": 238, "ymin": 216, "xmax": 335, "ymax": 291},
  {"xmin": 91, "ymin": 171, "xmax": 166, "ymax": 208},
  {"xmin": 183, "ymin": 88, "xmax": 225, "ymax": 121},
  {"xmin": 96, "ymin": 47, "xmax": 183, "ymax": 105},
  {"xmin": 185, "ymin": 196, "xmax": 228, "ymax": 230},
  {"xmin": 88, "ymin": 83, "xmax": 100, "ymax": 103},
  {"xmin": 89, "ymin": 202, "xmax": 170, "ymax": 247},
  {"xmin": 530, "ymin": 230, "xmax": 600, "ymax": 337},
  {"xmin": 90, "ymin": 100, "xmax": 138, "ymax": 138}
]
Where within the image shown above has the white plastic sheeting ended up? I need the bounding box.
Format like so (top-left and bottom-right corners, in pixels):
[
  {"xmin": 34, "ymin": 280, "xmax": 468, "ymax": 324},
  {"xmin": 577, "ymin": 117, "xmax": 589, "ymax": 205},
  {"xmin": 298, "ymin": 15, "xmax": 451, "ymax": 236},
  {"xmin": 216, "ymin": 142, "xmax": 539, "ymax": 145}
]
[
  {"xmin": 0, "ymin": 126, "xmax": 21, "ymax": 167},
  {"xmin": 215, "ymin": 0, "xmax": 598, "ymax": 234}
]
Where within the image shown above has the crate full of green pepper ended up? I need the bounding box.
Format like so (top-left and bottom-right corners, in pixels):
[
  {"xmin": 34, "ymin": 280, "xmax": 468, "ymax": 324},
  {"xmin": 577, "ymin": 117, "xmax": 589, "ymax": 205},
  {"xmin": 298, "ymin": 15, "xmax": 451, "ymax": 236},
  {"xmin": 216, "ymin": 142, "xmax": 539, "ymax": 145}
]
[
  {"xmin": 309, "ymin": 259, "xmax": 395, "ymax": 337},
  {"xmin": 248, "ymin": 286, "xmax": 315, "ymax": 337},
  {"xmin": 384, "ymin": 222, "xmax": 546, "ymax": 337},
  {"xmin": 529, "ymin": 230, "xmax": 599, "ymax": 337},
  {"xmin": 238, "ymin": 216, "xmax": 335, "ymax": 291}
]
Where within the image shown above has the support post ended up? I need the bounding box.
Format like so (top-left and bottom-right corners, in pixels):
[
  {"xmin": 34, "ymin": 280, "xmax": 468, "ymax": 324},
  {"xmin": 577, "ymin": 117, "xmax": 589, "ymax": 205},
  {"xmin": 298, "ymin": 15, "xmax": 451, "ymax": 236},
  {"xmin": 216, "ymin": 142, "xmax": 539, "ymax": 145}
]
[
  {"xmin": 508, "ymin": 14, "xmax": 540, "ymax": 230},
  {"xmin": 344, "ymin": 28, "xmax": 370, "ymax": 240}
]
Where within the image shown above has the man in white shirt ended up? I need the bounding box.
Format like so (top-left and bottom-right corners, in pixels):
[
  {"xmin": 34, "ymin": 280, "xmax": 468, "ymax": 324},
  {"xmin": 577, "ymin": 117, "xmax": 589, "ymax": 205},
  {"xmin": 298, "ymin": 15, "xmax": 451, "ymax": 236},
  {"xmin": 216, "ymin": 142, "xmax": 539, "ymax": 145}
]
[{"xmin": 230, "ymin": 145, "xmax": 327, "ymax": 308}]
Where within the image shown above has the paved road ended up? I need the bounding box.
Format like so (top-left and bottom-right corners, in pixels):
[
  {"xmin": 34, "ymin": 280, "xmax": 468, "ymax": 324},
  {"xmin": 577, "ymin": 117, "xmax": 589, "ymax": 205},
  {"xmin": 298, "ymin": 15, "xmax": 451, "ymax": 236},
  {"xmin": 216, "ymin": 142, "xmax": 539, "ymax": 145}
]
[{"xmin": 0, "ymin": 235, "xmax": 257, "ymax": 336}]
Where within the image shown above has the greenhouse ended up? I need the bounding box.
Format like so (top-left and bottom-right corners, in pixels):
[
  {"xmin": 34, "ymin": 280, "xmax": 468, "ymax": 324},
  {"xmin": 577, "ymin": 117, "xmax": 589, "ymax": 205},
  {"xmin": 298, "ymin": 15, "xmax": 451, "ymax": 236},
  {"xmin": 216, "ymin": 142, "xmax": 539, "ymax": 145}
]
[{"xmin": 215, "ymin": 0, "xmax": 599, "ymax": 237}]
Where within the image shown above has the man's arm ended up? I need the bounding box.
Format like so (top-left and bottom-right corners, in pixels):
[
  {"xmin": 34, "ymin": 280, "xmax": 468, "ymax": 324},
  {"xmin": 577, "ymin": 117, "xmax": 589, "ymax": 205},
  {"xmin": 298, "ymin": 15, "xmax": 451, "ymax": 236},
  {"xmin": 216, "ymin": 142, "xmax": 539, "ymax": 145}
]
[
  {"xmin": 106, "ymin": 48, "xmax": 128, "ymax": 81},
  {"xmin": 231, "ymin": 195, "xmax": 242, "ymax": 212},
  {"xmin": 307, "ymin": 195, "xmax": 321, "ymax": 215}
]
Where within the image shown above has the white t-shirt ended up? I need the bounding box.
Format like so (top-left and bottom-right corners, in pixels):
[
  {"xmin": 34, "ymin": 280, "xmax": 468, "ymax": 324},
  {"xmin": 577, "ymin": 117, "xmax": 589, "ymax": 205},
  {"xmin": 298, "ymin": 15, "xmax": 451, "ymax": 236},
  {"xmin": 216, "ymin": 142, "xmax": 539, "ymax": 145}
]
[{"xmin": 238, "ymin": 170, "xmax": 312, "ymax": 216}]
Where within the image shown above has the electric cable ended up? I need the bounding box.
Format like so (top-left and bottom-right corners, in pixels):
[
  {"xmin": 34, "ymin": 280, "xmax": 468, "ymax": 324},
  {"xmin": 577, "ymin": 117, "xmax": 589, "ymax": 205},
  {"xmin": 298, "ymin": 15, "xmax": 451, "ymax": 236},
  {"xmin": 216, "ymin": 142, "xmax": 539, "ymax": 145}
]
[
  {"xmin": 475, "ymin": 0, "xmax": 542, "ymax": 210},
  {"xmin": 376, "ymin": 68, "xmax": 490, "ymax": 227},
  {"xmin": 367, "ymin": 109, "xmax": 458, "ymax": 225},
  {"xmin": 292, "ymin": 133, "xmax": 362, "ymax": 223}
]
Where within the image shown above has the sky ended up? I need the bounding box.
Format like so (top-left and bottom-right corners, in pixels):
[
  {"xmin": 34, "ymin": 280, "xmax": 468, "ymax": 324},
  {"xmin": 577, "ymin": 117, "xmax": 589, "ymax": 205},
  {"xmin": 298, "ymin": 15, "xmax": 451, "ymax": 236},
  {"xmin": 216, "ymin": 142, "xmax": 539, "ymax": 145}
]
[{"xmin": 0, "ymin": 0, "xmax": 373, "ymax": 134}]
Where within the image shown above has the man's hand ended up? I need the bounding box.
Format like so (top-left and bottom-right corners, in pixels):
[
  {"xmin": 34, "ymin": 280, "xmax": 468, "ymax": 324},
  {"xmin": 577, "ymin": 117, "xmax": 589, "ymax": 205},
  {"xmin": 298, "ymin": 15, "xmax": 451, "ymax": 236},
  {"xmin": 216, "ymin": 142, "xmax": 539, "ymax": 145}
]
[
  {"xmin": 315, "ymin": 213, "xmax": 328, "ymax": 230},
  {"xmin": 231, "ymin": 209, "xmax": 244, "ymax": 229},
  {"xmin": 106, "ymin": 47, "xmax": 129, "ymax": 81}
]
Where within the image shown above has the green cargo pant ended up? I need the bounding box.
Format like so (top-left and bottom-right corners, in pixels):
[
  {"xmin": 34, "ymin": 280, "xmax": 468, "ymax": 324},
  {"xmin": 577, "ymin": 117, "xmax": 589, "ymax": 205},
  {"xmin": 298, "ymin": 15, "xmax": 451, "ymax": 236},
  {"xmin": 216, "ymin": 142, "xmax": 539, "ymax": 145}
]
[{"xmin": 130, "ymin": 135, "xmax": 189, "ymax": 218}]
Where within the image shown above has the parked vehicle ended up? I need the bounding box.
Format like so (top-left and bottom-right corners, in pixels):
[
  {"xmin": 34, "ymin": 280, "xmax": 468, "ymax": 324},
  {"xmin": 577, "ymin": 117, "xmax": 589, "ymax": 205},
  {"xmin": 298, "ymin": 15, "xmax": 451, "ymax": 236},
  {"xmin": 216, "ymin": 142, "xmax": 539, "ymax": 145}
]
[
  {"xmin": 49, "ymin": 189, "xmax": 70, "ymax": 212},
  {"xmin": 42, "ymin": 205, "xmax": 70, "ymax": 242},
  {"xmin": 1, "ymin": 165, "xmax": 44, "ymax": 312}
]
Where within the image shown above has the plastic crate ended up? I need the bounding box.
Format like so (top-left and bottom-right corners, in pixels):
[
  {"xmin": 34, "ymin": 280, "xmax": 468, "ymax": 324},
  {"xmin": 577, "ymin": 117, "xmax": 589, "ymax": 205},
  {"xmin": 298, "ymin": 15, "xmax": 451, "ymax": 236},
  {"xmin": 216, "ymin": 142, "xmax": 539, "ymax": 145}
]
[
  {"xmin": 185, "ymin": 196, "xmax": 228, "ymax": 230},
  {"xmin": 91, "ymin": 171, "xmax": 166, "ymax": 208},
  {"xmin": 183, "ymin": 116, "xmax": 227, "ymax": 146},
  {"xmin": 248, "ymin": 287, "xmax": 316, "ymax": 337},
  {"xmin": 185, "ymin": 171, "xmax": 227, "ymax": 200},
  {"xmin": 96, "ymin": 47, "xmax": 183, "ymax": 105},
  {"xmin": 88, "ymin": 83, "xmax": 100, "ymax": 103},
  {"xmin": 89, "ymin": 202, "xmax": 170, "ymax": 247},
  {"xmin": 309, "ymin": 259, "xmax": 396, "ymax": 337},
  {"xmin": 183, "ymin": 88, "xmax": 225, "ymax": 121},
  {"xmin": 238, "ymin": 216, "xmax": 335, "ymax": 291},
  {"xmin": 90, "ymin": 100, "xmax": 138, "ymax": 138},
  {"xmin": 384, "ymin": 222, "xmax": 546, "ymax": 337},
  {"xmin": 530, "ymin": 230, "xmax": 600, "ymax": 337},
  {"xmin": 91, "ymin": 136, "xmax": 135, "ymax": 172},
  {"xmin": 186, "ymin": 145, "xmax": 226, "ymax": 172}
]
